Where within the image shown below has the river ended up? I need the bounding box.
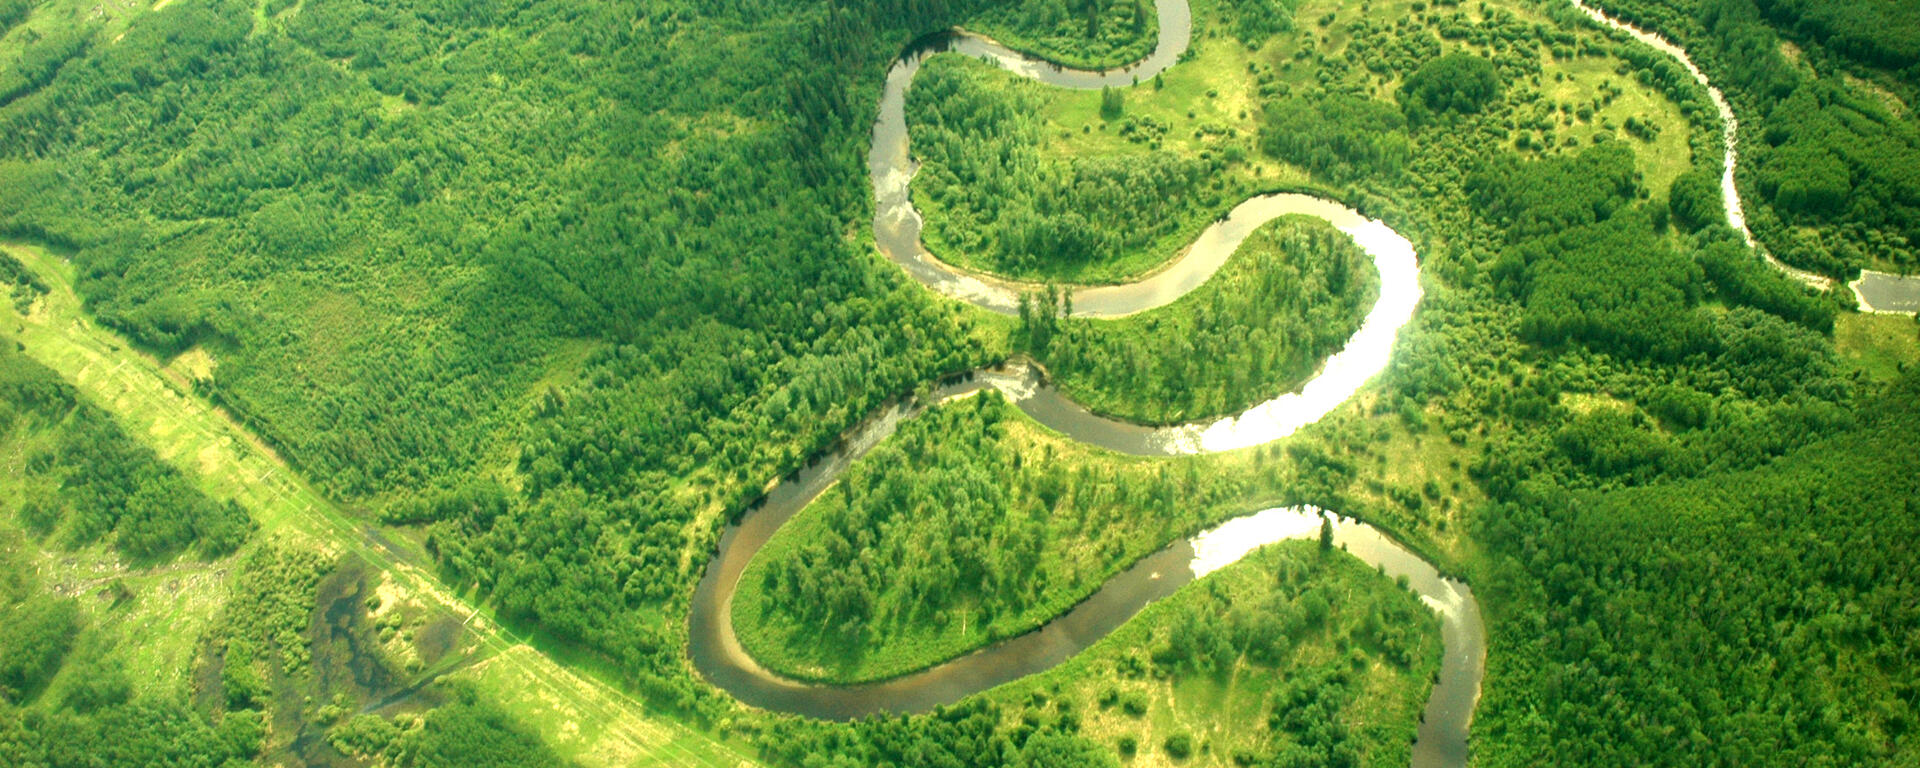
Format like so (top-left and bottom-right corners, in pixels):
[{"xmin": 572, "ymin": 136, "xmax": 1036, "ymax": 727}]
[{"xmin": 686, "ymin": 0, "xmax": 1907, "ymax": 761}]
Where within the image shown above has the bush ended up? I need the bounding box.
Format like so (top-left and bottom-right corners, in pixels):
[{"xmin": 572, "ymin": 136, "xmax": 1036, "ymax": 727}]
[
  {"xmin": 1401, "ymin": 52, "xmax": 1503, "ymax": 120},
  {"xmin": 1163, "ymin": 732, "xmax": 1194, "ymax": 760}
]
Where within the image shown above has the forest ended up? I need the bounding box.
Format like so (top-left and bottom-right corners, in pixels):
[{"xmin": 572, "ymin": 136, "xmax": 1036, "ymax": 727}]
[
  {"xmin": 905, "ymin": 53, "xmax": 1248, "ymax": 283},
  {"xmin": 0, "ymin": 0, "xmax": 1917, "ymax": 764},
  {"xmin": 0, "ymin": 344, "xmax": 252, "ymax": 562}
]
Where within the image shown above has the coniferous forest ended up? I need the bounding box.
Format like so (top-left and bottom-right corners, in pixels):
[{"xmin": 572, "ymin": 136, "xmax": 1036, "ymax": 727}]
[{"xmin": 0, "ymin": 0, "xmax": 1917, "ymax": 765}]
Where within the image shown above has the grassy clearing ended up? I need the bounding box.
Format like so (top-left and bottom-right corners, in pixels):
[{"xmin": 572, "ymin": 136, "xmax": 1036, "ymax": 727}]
[
  {"xmin": 1835, "ymin": 311, "xmax": 1920, "ymax": 382},
  {"xmin": 0, "ymin": 241, "xmax": 755, "ymax": 768},
  {"xmin": 1531, "ymin": 56, "xmax": 1694, "ymax": 200},
  {"xmin": 0, "ymin": 518, "xmax": 234, "ymax": 702},
  {"xmin": 984, "ymin": 541, "xmax": 1441, "ymax": 768}
]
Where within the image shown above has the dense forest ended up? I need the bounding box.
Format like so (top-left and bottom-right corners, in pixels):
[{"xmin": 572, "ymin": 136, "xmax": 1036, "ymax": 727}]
[
  {"xmin": 0, "ymin": 0, "xmax": 1039, "ymax": 722},
  {"xmin": 964, "ymin": 0, "xmax": 1160, "ymax": 70},
  {"xmin": 1021, "ymin": 215, "xmax": 1379, "ymax": 423},
  {"xmin": 905, "ymin": 54, "xmax": 1248, "ymax": 283}
]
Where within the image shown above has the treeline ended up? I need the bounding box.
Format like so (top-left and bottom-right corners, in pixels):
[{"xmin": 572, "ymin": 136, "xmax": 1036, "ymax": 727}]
[
  {"xmin": 329, "ymin": 685, "xmax": 571, "ymax": 768},
  {"xmin": 0, "ymin": 346, "xmax": 252, "ymax": 562},
  {"xmin": 1261, "ymin": 93, "xmax": 1410, "ymax": 185},
  {"xmin": 1022, "ymin": 216, "xmax": 1380, "ymax": 424},
  {"xmin": 1477, "ymin": 143, "xmax": 1839, "ymax": 366},
  {"xmin": 964, "ymin": 0, "xmax": 1156, "ymax": 69},
  {"xmin": 1463, "ymin": 143, "xmax": 1852, "ymax": 497},
  {"xmin": 1750, "ymin": 0, "xmax": 1920, "ymax": 71}
]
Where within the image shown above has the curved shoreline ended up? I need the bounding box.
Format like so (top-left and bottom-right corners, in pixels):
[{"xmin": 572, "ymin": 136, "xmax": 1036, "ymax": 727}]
[{"xmin": 692, "ymin": 1, "xmax": 1480, "ymax": 765}]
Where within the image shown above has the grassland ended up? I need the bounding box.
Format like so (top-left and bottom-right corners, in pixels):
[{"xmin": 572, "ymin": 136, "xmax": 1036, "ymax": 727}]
[
  {"xmin": 0, "ymin": 240, "xmax": 755, "ymax": 768},
  {"xmin": 1835, "ymin": 311, "xmax": 1920, "ymax": 382}
]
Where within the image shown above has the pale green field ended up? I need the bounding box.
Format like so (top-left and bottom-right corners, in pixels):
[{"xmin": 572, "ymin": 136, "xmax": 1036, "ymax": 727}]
[
  {"xmin": 1, "ymin": 241, "xmax": 756, "ymax": 768},
  {"xmin": 1835, "ymin": 311, "xmax": 1920, "ymax": 382}
]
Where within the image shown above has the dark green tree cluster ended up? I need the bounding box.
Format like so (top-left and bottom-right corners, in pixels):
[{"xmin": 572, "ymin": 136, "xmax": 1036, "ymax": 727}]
[
  {"xmin": 329, "ymin": 684, "xmax": 570, "ymax": 768},
  {"xmin": 1586, "ymin": 0, "xmax": 1920, "ymax": 277},
  {"xmin": 1399, "ymin": 51, "xmax": 1505, "ymax": 121},
  {"xmin": 1473, "ymin": 374, "xmax": 1920, "ymax": 766},
  {"xmin": 1260, "ymin": 93, "xmax": 1411, "ymax": 184},
  {"xmin": 0, "ymin": 538, "xmax": 77, "ymax": 705},
  {"xmin": 0, "ymin": 249, "xmax": 46, "ymax": 313},
  {"xmin": 1751, "ymin": 0, "xmax": 1920, "ymax": 71},
  {"xmin": 1, "ymin": 346, "xmax": 252, "ymax": 561},
  {"xmin": 968, "ymin": 0, "xmax": 1156, "ymax": 69}
]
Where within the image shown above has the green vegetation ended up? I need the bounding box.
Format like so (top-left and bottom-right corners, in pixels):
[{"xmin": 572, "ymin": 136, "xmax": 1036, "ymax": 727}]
[
  {"xmin": 331, "ymin": 685, "xmax": 571, "ymax": 768},
  {"xmin": 1592, "ymin": 0, "xmax": 1920, "ymax": 276},
  {"xmin": 736, "ymin": 392, "xmax": 1245, "ymax": 683},
  {"xmin": 0, "ymin": 0, "xmax": 1016, "ymax": 726},
  {"xmin": 1400, "ymin": 51, "xmax": 1505, "ymax": 120},
  {"xmin": 905, "ymin": 53, "xmax": 1256, "ymax": 283},
  {"xmin": 3, "ymin": 0, "xmax": 1919, "ymax": 764},
  {"xmin": 0, "ymin": 241, "xmax": 750, "ymax": 765},
  {"xmin": 1473, "ymin": 375, "xmax": 1920, "ymax": 766},
  {"xmin": 1020, "ymin": 215, "xmax": 1380, "ymax": 424},
  {"xmin": 965, "ymin": 0, "xmax": 1159, "ymax": 69},
  {"xmin": 756, "ymin": 542, "xmax": 1440, "ymax": 768},
  {"xmin": 0, "ymin": 344, "xmax": 253, "ymax": 562}
]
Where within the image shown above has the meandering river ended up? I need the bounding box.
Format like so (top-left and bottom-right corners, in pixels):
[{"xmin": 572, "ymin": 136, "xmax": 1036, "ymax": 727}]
[
  {"xmin": 694, "ymin": 2, "xmax": 1480, "ymax": 765},
  {"xmin": 690, "ymin": 0, "xmax": 1908, "ymax": 764}
]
